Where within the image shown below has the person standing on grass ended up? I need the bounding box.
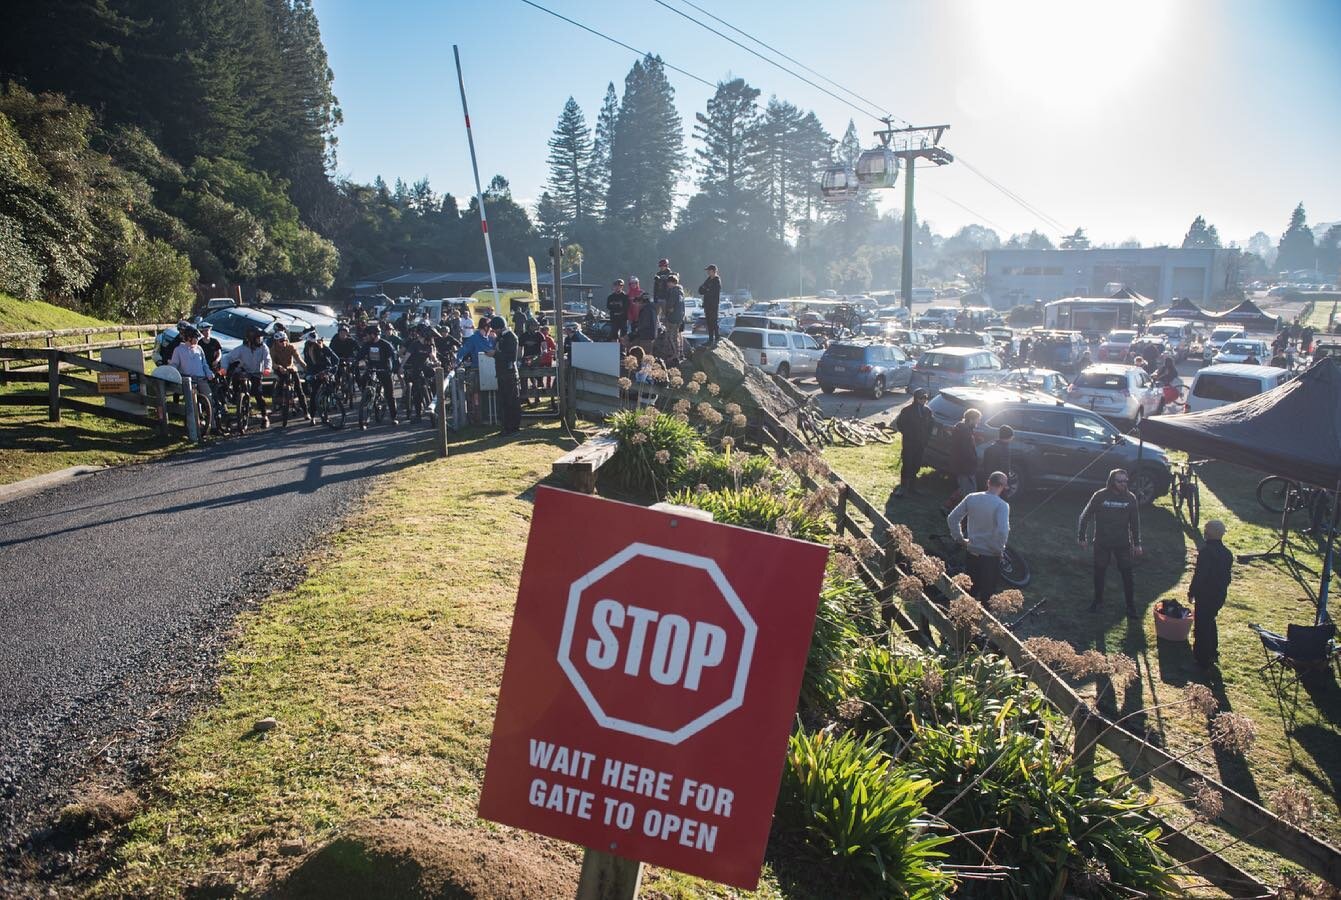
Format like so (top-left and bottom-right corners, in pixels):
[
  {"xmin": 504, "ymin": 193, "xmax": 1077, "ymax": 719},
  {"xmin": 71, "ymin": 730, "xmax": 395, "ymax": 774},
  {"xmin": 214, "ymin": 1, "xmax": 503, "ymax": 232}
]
[
  {"xmin": 606, "ymin": 280, "xmax": 629, "ymax": 341},
  {"xmin": 979, "ymin": 424, "xmax": 1015, "ymax": 497},
  {"xmin": 698, "ymin": 264, "xmax": 722, "ymax": 345},
  {"xmin": 487, "ymin": 315, "xmax": 521, "ymax": 435},
  {"xmin": 947, "ymin": 471, "xmax": 1011, "ymax": 604},
  {"xmin": 943, "ymin": 407, "xmax": 982, "ymax": 513},
  {"xmin": 893, "ymin": 388, "xmax": 932, "ymax": 498},
  {"xmin": 1078, "ymin": 468, "xmax": 1143, "ymax": 618},
  {"xmin": 1189, "ymin": 519, "xmax": 1233, "ymax": 669}
]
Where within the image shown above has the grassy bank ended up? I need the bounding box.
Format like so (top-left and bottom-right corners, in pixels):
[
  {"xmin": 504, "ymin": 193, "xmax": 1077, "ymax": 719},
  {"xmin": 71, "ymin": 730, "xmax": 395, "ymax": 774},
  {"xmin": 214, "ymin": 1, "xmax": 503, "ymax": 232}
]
[
  {"xmin": 0, "ymin": 294, "xmax": 174, "ymax": 485},
  {"xmin": 825, "ymin": 437, "xmax": 1341, "ymax": 880},
  {"xmin": 92, "ymin": 422, "xmax": 778, "ymax": 898}
]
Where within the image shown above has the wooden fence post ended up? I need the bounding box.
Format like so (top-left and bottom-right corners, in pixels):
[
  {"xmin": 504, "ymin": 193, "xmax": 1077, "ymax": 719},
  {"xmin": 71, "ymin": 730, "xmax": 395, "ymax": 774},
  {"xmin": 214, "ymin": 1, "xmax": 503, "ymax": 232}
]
[
  {"xmin": 835, "ymin": 482, "xmax": 850, "ymax": 535},
  {"xmin": 182, "ymin": 377, "xmax": 200, "ymax": 444},
  {"xmin": 48, "ymin": 349, "xmax": 61, "ymax": 422},
  {"xmin": 434, "ymin": 366, "xmax": 448, "ymax": 458},
  {"xmin": 575, "ymin": 849, "xmax": 642, "ymax": 900},
  {"xmin": 1072, "ymin": 703, "xmax": 1102, "ymax": 774},
  {"xmin": 154, "ymin": 379, "xmax": 168, "ymax": 436}
]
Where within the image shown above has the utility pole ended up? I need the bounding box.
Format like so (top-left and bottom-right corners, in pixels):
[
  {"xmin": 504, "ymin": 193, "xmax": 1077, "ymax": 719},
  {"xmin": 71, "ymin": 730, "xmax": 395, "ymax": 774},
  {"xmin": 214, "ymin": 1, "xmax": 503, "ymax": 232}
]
[
  {"xmin": 875, "ymin": 123, "xmax": 954, "ymax": 312},
  {"xmin": 550, "ymin": 240, "xmax": 568, "ymax": 425}
]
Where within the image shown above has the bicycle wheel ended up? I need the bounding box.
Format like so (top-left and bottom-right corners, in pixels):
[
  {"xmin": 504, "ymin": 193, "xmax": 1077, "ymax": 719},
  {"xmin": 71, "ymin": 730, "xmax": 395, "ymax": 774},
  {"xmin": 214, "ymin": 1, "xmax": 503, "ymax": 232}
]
[
  {"xmin": 1000, "ymin": 547, "xmax": 1031, "ymax": 588},
  {"xmin": 865, "ymin": 422, "xmax": 894, "ymax": 444},
  {"xmin": 194, "ymin": 389, "xmax": 214, "ymax": 438},
  {"xmin": 319, "ymin": 386, "xmax": 346, "ymax": 429},
  {"xmin": 235, "ymin": 391, "xmax": 250, "ymax": 435},
  {"xmin": 278, "ymin": 379, "xmax": 291, "ymax": 428},
  {"xmin": 795, "ymin": 412, "xmax": 822, "ymax": 446},
  {"xmin": 833, "ymin": 419, "xmax": 867, "ymax": 446},
  {"xmin": 1187, "ymin": 480, "xmax": 1200, "ymax": 531},
  {"xmin": 1256, "ymin": 475, "xmax": 1293, "ymax": 515},
  {"xmin": 374, "ymin": 387, "xmax": 387, "ymax": 424}
]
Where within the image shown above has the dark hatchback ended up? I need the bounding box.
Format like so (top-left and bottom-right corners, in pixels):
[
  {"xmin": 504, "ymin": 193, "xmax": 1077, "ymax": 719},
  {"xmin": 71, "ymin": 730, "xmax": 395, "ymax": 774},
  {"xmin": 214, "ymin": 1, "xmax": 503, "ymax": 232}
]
[
  {"xmin": 921, "ymin": 386, "xmax": 1171, "ymax": 504},
  {"xmin": 816, "ymin": 342, "xmax": 914, "ymax": 399}
]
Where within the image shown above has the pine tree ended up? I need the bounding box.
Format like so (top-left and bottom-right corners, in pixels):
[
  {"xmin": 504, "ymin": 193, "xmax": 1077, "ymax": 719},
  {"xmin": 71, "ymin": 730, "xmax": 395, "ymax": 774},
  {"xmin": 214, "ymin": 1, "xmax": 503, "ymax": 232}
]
[
  {"xmin": 1276, "ymin": 203, "xmax": 1316, "ymax": 272},
  {"xmin": 693, "ymin": 78, "xmax": 762, "ymax": 230},
  {"xmin": 591, "ymin": 83, "xmax": 618, "ymax": 222},
  {"xmin": 545, "ymin": 97, "xmax": 596, "ymax": 233},
  {"xmin": 607, "ymin": 55, "xmax": 685, "ymax": 232},
  {"xmin": 1182, "ymin": 215, "xmax": 1221, "ymax": 249},
  {"xmin": 534, "ymin": 191, "xmax": 565, "ymax": 241},
  {"xmin": 823, "ymin": 120, "xmax": 875, "ymax": 230}
]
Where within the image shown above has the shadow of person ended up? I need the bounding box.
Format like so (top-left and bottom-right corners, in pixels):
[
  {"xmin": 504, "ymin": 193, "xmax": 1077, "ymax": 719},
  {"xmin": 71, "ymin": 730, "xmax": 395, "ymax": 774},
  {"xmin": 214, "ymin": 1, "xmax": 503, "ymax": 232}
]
[
  {"xmin": 1207, "ymin": 675, "xmax": 1263, "ymax": 804},
  {"xmin": 1154, "ymin": 635, "xmax": 1194, "ymax": 689}
]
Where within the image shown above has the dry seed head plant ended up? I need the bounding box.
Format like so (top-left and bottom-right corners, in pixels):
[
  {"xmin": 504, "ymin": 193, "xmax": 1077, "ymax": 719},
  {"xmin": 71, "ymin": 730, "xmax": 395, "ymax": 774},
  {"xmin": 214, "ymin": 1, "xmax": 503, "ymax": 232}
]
[
  {"xmin": 1269, "ymin": 781, "xmax": 1316, "ymax": 829},
  {"xmin": 706, "ymin": 382, "xmax": 720, "ymax": 396},
  {"xmin": 908, "ymin": 553, "xmax": 945, "ymax": 587},
  {"xmin": 1191, "ymin": 780, "xmax": 1224, "ymax": 823},
  {"xmin": 947, "ymin": 595, "xmax": 982, "ymax": 629},
  {"xmin": 691, "ymin": 371, "xmax": 708, "ymax": 384},
  {"xmin": 622, "ymin": 355, "xmax": 638, "ymax": 371},
  {"xmin": 896, "ymin": 575, "xmax": 923, "ymax": 603},
  {"xmin": 672, "ymin": 398, "xmax": 691, "ymax": 415},
  {"xmin": 724, "ymin": 402, "xmax": 742, "ymax": 416},
  {"xmin": 732, "ymin": 413, "xmax": 747, "ymax": 428},
  {"xmin": 950, "ymin": 572, "xmax": 974, "ymax": 593},
  {"xmin": 1209, "ymin": 712, "xmax": 1257, "ymax": 754},
  {"xmin": 654, "ymin": 449, "xmax": 670, "ymax": 465},
  {"xmin": 686, "ymin": 381, "xmax": 700, "ymax": 394},
  {"xmin": 618, "ymin": 376, "xmax": 632, "ymax": 390},
  {"xmin": 988, "ymin": 589, "xmax": 1024, "ymax": 617},
  {"xmin": 918, "ymin": 667, "xmax": 945, "ymax": 700},
  {"xmin": 1183, "ymin": 683, "xmax": 1219, "ymax": 717}
]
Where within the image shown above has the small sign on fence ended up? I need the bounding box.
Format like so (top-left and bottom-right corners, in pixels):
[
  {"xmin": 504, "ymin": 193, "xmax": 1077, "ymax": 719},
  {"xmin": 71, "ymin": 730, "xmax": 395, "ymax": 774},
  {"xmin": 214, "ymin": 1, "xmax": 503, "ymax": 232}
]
[
  {"xmin": 479, "ymin": 487, "xmax": 828, "ymax": 889},
  {"xmin": 96, "ymin": 371, "xmax": 130, "ymax": 393}
]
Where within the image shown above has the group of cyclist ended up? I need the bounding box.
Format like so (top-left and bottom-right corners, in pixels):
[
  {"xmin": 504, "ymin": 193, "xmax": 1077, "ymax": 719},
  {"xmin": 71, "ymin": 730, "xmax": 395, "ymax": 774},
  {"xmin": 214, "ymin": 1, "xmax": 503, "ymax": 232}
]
[{"xmin": 167, "ymin": 314, "xmax": 462, "ymax": 434}]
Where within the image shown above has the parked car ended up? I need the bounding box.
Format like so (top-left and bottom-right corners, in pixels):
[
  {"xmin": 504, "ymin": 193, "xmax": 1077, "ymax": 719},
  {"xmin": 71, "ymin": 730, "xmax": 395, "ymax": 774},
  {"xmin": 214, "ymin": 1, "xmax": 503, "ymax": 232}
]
[
  {"xmin": 1185, "ymin": 364, "xmax": 1289, "ymax": 412},
  {"xmin": 1025, "ymin": 330, "xmax": 1089, "ymax": 373},
  {"xmin": 1096, "ymin": 329, "xmax": 1139, "ymax": 362},
  {"xmin": 909, "ymin": 346, "xmax": 1004, "ymax": 395},
  {"xmin": 732, "ymin": 314, "xmax": 798, "ymax": 331},
  {"xmin": 884, "ymin": 328, "xmax": 935, "ymax": 354},
  {"xmin": 1312, "ymin": 339, "xmax": 1341, "ymax": 363},
  {"xmin": 936, "ymin": 330, "xmax": 994, "ymax": 350},
  {"xmin": 265, "ymin": 305, "xmax": 339, "ymax": 340},
  {"xmin": 727, "ymin": 327, "xmax": 823, "ymax": 379},
  {"xmin": 1145, "ymin": 319, "xmax": 1199, "ymax": 360},
  {"xmin": 816, "ymin": 342, "xmax": 913, "ymax": 398},
  {"xmin": 923, "ymin": 386, "xmax": 1171, "ymax": 504},
  {"xmin": 1214, "ymin": 338, "xmax": 1271, "ymax": 365},
  {"xmin": 1065, "ymin": 364, "xmax": 1162, "ymax": 426},
  {"xmin": 987, "ymin": 367, "xmax": 1071, "ymax": 399},
  {"xmin": 1201, "ymin": 325, "xmax": 1246, "ymax": 361},
  {"xmin": 154, "ymin": 306, "xmax": 304, "ymax": 366}
]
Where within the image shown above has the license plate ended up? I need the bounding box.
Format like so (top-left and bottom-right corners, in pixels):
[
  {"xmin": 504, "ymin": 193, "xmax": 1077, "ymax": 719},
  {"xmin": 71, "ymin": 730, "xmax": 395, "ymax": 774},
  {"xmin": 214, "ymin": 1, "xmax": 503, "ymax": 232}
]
[{"xmin": 833, "ymin": 365, "xmax": 846, "ymax": 372}]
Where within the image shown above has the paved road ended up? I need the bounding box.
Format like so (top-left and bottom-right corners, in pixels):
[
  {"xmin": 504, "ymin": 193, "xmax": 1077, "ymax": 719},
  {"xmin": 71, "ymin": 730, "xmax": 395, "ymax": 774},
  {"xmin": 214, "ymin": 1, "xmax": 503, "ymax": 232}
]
[{"xmin": 0, "ymin": 422, "xmax": 433, "ymax": 843}]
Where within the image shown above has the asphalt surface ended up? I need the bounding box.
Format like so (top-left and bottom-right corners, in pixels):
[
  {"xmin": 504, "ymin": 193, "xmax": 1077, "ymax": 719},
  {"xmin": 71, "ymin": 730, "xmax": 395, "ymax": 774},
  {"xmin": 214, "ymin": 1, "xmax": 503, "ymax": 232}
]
[{"xmin": 0, "ymin": 420, "xmax": 434, "ymax": 849}]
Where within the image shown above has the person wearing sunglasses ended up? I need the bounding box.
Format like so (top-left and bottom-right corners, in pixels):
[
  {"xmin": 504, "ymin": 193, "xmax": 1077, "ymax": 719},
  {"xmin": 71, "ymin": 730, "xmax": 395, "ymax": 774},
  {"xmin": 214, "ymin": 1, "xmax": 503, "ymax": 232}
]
[{"xmin": 1078, "ymin": 468, "xmax": 1143, "ymax": 619}]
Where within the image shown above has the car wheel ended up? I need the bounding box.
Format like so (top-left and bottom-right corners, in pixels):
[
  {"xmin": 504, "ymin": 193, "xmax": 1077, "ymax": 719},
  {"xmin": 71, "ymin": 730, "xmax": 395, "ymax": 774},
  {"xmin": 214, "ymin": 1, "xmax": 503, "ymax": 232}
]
[
  {"xmin": 820, "ymin": 384, "xmax": 836, "ymax": 394},
  {"xmin": 1134, "ymin": 463, "xmax": 1169, "ymax": 506},
  {"xmin": 776, "ymin": 362, "xmax": 791, "ymax": 379},
  {"xmin": 870, "ymin": 376, "xmax": 885, "ymax": 399}
]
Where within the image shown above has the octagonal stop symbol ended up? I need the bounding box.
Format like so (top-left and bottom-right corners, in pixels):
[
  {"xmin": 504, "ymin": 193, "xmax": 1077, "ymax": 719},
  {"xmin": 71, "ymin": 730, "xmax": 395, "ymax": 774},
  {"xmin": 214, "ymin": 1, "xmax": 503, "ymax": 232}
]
[{"xmin": 558, "ymin": 543, "xmax": 757, "ymax": 745}]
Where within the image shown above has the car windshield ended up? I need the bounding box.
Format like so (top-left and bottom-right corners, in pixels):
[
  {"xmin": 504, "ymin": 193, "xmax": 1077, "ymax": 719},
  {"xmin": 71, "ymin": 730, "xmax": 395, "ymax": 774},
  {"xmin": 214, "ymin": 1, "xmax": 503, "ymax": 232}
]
[
  {"xmin": 826, "ymin": 344, "xmax": 867, "ymax": 360},
  {"xmin": 730, "ymin": 331, "xmax": 764, "ymax": 349},
  {"xmin": 1222, "ymin": 341, "xmax": 1257, "ymax": 354},
  {"xmin": 203, "ymin": 309, "xmax": 263, "ymax": 339},
  {"xmin": 919, "ymin": 352, "xmax": 966, "ymax": 372},
  {"xmin": 1072, "ymin": 416, "xmax": 1114, "ymax": 444},
  {"xmin": 1074, "ymin": 371, "xmax": 1128, "ymax": 390},
  {"xmin": 1106, "ymin": 331, "xmax": 1137, "ymax": 343},
  {"xmin": 1148, "ymin": 324, "xmax": 1182, "ymax": 336},
  {"xmin": 1211, "ymin": 329, "xmax": 1241, "ymax": 341}
]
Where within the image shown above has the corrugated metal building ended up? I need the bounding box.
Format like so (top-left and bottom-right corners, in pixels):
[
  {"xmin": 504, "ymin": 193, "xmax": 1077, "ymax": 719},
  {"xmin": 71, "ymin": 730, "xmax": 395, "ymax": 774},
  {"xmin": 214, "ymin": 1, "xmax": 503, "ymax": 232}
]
[{"xmin": 984, "ymin": 248, "xmax": 1239, "ymax": 308}]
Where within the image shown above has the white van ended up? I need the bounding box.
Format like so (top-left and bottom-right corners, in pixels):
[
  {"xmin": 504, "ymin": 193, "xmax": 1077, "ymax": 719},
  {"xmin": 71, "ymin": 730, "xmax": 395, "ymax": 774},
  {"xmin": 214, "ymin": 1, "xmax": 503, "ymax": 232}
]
[
  {"xmin": 1186, "ymin": 364, "xmax": 1289, "ymax": 412},
  {"xmin": 728, "ymin": 327, "xmax": 824, "ymax": 379}
]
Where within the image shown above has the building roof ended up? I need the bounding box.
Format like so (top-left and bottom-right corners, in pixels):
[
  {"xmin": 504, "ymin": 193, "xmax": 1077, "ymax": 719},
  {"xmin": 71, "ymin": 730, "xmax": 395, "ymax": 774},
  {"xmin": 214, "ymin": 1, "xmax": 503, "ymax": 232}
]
[{"xmin": 350, "ymin": 269, "xmax": 599, "ymax": 292}]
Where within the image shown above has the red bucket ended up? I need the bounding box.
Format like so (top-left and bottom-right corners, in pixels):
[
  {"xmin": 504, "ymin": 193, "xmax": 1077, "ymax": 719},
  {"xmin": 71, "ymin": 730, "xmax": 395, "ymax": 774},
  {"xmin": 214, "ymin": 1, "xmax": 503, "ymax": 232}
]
[{"xmin": 1154, "ymin": 606, "xmax": 1194, "ymax": 641}]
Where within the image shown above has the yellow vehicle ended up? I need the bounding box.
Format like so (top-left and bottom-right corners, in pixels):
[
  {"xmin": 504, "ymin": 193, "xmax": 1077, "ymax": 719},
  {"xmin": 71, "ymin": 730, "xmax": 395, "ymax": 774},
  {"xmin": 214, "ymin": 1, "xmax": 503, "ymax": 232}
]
[{"xmin": 468, "ymin": 290, "xmax": 537, "ymax": 325}]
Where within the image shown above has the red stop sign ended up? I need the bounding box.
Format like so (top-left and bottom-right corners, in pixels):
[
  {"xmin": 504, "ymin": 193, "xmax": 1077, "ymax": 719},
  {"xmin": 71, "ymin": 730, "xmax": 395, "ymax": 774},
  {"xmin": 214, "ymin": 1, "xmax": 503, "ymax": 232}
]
[{"xmin": 479, "ymin": 487, "xmax": 828, "ymax": 889}]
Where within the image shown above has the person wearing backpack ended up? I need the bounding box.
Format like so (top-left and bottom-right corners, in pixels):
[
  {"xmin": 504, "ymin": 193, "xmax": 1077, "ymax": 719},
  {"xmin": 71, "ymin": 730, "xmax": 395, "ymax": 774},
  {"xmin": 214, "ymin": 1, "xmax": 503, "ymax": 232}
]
[{"xmin": 662, "ymin": 275, "xmax": 686, "ymax": 360}]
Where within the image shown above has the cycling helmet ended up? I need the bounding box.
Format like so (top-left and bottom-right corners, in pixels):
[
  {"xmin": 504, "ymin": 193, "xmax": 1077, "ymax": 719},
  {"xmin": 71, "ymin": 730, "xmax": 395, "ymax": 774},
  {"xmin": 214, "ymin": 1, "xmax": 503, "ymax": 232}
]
[
  {"xmin": 179, "ymin": 324, "xmax": 200, "ymax": 340},
  {"xmin": 489, "ymin": 316, "xmax": 506, "ymax": 331},
  {"xmin": 274, "ymin": 329, "xmax": 289, "ymax": 341},
  {"xmin": 367, "ymin": 324, "xmax": 381, "ymax": 337},
  {"xmin": 245, "ymin": 326, "xmax": 264, "ymax": 342},
  {"xmin": 198, "ymin": 322, "xmax": 212, "ymax": 332},
  {"xmin": 338, "ymin": 323, "xmax": 350, "ymax": 333}
]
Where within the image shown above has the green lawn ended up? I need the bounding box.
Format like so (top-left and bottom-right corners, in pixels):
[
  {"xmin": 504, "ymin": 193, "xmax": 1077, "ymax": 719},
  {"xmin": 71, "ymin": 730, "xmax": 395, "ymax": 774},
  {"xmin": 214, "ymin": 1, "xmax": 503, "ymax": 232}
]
[
  {"xmin": 824, "ymin": 436, "xmax": 1341, "ymax": 881},
  {"xmin": 0, "ymin": 293, "xmax": 115, "ymax": 332}
]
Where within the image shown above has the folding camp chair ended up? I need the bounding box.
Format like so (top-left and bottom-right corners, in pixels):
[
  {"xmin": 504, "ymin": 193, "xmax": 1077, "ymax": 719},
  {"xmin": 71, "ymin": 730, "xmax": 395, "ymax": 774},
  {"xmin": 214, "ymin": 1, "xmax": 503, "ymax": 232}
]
[{"xmin": 1249, "ymin": 621, "xmax": 1340, "ymax": 720}]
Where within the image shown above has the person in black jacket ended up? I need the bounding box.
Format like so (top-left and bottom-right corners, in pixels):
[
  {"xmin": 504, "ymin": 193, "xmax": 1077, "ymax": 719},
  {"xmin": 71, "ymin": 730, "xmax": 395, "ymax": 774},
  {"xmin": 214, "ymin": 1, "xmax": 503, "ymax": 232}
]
[
  {"xmin": 198, "ymin": 323, "xmax": 223, "ymax": 373},
  {"xmin": 698, "ymin": 265, "xmax": 722, "ymax": 344},
  {"xmin": 979, "ymin": 425, "xmax": 1017, "ymax": 499},
  {"xmin": 330, "ymin": 323, "xmax": 359, "ymax": 361},
  {"xmin": 1078, "ymin": 468, "xmax": 1143, "ymax": 617},
  {"xmin": 944, "ymin": 408, "xmax": 982, "ymax": 512},
  {"xmin": 1189, "ymin": 519, "xmax": 1233, "ymax": 668},
  {"xmin": 893, "ymin": 389, "xmax": 932, "ymax": 498},
  {"xmin": 652, "ymin": 259, "xmax": 677, "ymax": 308},
  {"xmin": 606, "ymin": 280, "xmax": 629, "ymax": 340},
  {"xmin": 355, "ymin": 324, "xmax": 400, "ymax": 428},
  {"xmin": 488, "ymin": 315, "xmax": 522, "ymax": 434}
]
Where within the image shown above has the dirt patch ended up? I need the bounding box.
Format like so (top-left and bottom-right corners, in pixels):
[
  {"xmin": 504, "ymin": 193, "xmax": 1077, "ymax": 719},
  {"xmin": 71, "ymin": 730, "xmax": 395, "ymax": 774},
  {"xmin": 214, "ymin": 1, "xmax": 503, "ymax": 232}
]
[
  {"xmin": 55, "ymin": 788, "xmax": 140, "ymax": 835},
  {"xmin": 277, "ymin": 819, "xmax": 578, "ymax": 900}
]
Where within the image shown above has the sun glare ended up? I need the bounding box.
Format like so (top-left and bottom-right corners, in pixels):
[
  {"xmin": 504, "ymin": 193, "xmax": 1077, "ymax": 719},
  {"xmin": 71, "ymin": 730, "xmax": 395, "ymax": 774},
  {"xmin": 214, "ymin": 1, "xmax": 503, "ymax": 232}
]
[{"xmin": 967, "ymin": 0, "xmax": 1178, "ymax": 108}]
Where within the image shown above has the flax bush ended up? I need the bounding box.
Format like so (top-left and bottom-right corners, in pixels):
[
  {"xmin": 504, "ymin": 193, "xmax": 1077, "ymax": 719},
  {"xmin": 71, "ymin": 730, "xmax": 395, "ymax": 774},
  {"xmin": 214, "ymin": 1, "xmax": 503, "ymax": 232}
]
[
  {"xmin": 776, "ymin": 728, "xmax": 952, "ymax": 899},
  {"xmin": 666, "ymin": 484, "xmax": 831, "ymax": 543},
  {"xmin": 605, "ymin": 409, "xmax": 705, "ymax": 498}
]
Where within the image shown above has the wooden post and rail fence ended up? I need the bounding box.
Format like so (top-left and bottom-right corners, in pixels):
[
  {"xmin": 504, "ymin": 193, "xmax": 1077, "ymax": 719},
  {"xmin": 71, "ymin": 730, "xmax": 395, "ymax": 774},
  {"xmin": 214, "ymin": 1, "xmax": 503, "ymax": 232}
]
[{"xmin": 0, "ymin": 324, "xmax": 170, "ymax": 371}]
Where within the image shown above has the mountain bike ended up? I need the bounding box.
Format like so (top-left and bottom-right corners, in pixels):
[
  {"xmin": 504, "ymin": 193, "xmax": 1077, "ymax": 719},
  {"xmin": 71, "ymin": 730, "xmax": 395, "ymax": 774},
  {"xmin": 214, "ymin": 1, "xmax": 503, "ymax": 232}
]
[
  {"xmin": 1169, "ymin": 459, "xmax": 1203, "ymax": 530},
  {"xmin": 1257, "ymin": 475, "xmax": 1336, "ymax": 536},
  {"xmin": 927, "ymin": 533, "xmax": 1032, "ymax": 589},
  {"xmin": 229, "ymin": 369, "xmax": 256, "ymax": 435},
  {"xmin": 273, "ymin": 368, "xmax": 310, "ymax": 427},
  {"xmin": 184, "ymin": 376, "xmax": 215, "ymax": 439},
  {"xmin": 335, "ymin": 358, "xmax": 359, "ymax": 407},
  {"xmin": 358, "ymin": 368, "xmax": 393, "ymax": 429},
  {"xmin": 310, "ymin": 369, "xmax": 345, "ymax": 429}
]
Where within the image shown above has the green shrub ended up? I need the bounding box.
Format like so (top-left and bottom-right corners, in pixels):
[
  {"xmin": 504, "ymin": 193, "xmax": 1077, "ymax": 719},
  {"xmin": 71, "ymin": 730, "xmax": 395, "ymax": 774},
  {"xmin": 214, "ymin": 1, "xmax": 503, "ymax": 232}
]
[
  {"xmin": 776, "ymin": 728, "xmax": 952, "ymax": 899},
  {"xmin": 605, "ymin": 409, "xmax": 706, "ymax": 498},
  {"xmin": 799, "ymin": 574, "xmax": 881, "ymax": 713},
  {"xmin": 90, "ymin": 237, "xmax": 196, "ymax": 322},
  {"xmin": 675, "ymin": 449, "xmax": 791, "ymax": 494},
  {"xmin": 666, "ymin": 484, "xmax": 830, "ymax": 542}
]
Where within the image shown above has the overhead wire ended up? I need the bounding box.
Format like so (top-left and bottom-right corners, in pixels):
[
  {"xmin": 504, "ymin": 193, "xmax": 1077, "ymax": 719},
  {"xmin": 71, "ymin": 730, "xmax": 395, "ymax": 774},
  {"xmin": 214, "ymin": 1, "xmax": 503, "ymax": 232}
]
[{"xmin": 516, "ymin": 0, "xmax": 1066, "ymax": 235}]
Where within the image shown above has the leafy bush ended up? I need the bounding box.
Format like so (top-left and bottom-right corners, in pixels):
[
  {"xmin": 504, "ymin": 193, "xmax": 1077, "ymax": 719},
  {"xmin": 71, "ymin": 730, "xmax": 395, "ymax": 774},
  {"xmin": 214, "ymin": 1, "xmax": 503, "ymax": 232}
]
[
  {"xmin": 776, "ymin": 728, "xmax": 951, "ymax": 899},
  {"xmin": 666, "ymin": 484, "xmax": 830, "ymax": 542},
  {"xmin": 90, "ymin": 238, "xmax": 195, "ymax": 322},
  {"xmin": 800, "ymin": 574, "xmax": 882, "ymax": 713},
  {"xmin": 605, "ymin": 409, "xmax": 706, "ymax": 498},
  {"xmin": 675, "ymin": 449, "xmax": 793, "ymax": 494}
]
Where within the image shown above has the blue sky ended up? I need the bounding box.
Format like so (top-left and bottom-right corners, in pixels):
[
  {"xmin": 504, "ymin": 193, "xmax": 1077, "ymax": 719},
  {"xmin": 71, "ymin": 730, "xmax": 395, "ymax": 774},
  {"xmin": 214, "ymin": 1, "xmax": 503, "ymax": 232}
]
[{"xmin": 315, "ymin": 0, "xmax": 1341, "ymax": 247}]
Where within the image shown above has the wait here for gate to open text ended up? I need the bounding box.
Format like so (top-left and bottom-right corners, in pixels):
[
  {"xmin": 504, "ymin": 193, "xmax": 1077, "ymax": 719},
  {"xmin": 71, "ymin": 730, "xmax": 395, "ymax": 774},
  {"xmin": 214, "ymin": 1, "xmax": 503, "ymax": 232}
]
[{"xmin": 526, "ymin": 738, "xmax": 732, "ymax": 854}]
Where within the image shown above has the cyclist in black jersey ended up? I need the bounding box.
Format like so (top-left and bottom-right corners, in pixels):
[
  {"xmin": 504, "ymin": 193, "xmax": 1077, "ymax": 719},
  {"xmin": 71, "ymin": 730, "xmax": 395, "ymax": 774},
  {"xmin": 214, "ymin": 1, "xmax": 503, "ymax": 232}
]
[{"xmin": 355, "ymin": 324, "xmax": 400, "ymax": 426}]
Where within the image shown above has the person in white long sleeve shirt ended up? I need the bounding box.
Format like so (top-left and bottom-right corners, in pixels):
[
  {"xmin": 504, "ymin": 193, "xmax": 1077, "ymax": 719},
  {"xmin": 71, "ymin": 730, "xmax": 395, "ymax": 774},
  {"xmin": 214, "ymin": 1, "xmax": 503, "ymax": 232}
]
[
  {"xmin": 169, "ymin": 329, "xmax": 212, "ymax": 380},
  {"xmin": 222, "ymin": 327, "xmax": 273, "ymax": 425},
  {"xmin": 946, "ymin": 471, "xmax": 1011, "ymax": 604}
]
